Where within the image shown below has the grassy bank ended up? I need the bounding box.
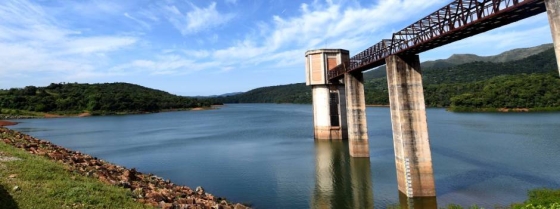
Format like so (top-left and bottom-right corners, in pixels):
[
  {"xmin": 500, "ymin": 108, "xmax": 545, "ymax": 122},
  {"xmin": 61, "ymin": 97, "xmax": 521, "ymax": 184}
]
[{"xmin": 0, "ymin": 139, "xmax": 151, "ymax": 209}]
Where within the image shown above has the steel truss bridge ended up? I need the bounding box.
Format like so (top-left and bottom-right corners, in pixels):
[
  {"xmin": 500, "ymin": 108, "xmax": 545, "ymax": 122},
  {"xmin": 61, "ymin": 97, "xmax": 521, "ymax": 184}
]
[{"xmin": 328, "ymin": 0, "xmax": 547, "ymax": 80}]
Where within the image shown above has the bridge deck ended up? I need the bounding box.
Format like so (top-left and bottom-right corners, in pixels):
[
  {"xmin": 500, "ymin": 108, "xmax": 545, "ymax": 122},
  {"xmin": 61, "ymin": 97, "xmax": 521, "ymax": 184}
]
[{"xmin": 328, "ymin": 0, "xmax": 546, "ymax": 80}]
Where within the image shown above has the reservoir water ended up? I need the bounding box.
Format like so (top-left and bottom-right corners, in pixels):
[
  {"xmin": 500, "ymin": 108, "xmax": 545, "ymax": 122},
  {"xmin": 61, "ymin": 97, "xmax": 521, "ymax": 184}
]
[{"xmin": 10, "ymin": 104, "xmax": 560, "ymax": 208}]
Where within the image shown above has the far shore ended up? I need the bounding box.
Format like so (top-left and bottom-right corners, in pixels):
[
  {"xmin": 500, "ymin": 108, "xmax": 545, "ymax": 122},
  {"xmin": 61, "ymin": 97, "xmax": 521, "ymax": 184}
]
[
  {"xmin": 0, "ymin": 105, "xmax": 223, "ymax": 120},
  {"xmin": 447, "ymin": 106, "xmax": 560, "ymax": 112},
  {"xmin": 366, "ymin": 104, "xmax": 389, "ymax": 107}
]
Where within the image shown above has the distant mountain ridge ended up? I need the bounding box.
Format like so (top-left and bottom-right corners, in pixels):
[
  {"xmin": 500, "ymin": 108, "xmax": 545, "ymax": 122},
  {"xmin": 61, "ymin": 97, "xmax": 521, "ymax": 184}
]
[
  {"xmin": 196, "ymin": 92, "xmax": 244, "ymax": 98},
  {"xmin": 422, "ymin": 43, "xmax": 553, "ymax": 68},
  {"xmin": 365, "ymin": 43, "xmax": 553, "ymax": 79}
]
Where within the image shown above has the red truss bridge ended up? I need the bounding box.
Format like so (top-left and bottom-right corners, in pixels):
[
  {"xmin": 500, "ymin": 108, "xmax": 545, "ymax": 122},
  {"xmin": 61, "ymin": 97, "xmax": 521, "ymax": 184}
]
[{"xmin": 328, "ymin": 0, "xmax": 547, "ymax": 80}]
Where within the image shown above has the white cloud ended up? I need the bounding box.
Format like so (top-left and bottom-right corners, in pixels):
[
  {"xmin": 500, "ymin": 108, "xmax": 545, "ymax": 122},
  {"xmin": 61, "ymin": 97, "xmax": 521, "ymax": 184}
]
[
  {"xmin": 182, "ymin": 50, "xmax": 211, "ymax": 59},
  {"xmin": 103, "ymin": 0, "xmax": 442, "ymax": 78},
  {"xmin": 110, "ymin": 54, "xmax": 220, "ymax": 75},
  {"xmin": 198, "ymin": 0, "xmax": 442, "ymax": 72},
  {"xmin": 124, "ymin": 12, "xmax": 152, "ymax": 30},
  {"xmin": 0, "ymin": 0, "xmax": 138, "ymax": 82},
  {"xmin": 164, "ymin": 2, "xmax": 235, "ymax": 35}
]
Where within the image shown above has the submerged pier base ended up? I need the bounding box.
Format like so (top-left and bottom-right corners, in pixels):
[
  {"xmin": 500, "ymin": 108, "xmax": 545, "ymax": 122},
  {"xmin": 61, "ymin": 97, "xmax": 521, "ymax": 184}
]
[
  {"xmin": 344, "ymin": 71, "xmax": 369, "ymax": 157},
  {"xmin": 386, "ymin": 54, "xmax": 435, "ymax": 197}
]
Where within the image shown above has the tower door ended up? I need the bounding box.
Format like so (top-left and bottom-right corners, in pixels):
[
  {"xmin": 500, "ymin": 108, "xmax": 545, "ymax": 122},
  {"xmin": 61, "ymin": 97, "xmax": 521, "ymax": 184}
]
[{"xmin": 329, "ymin": 91, "xmax": 340, "ymax": 127}]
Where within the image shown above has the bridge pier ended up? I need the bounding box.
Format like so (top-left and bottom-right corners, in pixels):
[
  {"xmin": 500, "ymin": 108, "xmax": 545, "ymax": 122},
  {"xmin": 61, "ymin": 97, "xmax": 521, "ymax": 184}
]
[
  {"xmin": 545, "ymin": 0, "xmax": 560, "ymax": 75},
  {"xmin": 344, "ymin": 71, "xmax": 369, "ymax": 157},
  {"xmin": 386, "ymin": 54, "xmax": 435, "ymax": 197},
  {"xmin": 306, "ymin": 49, "xmax": 349, "ymax": 140}
]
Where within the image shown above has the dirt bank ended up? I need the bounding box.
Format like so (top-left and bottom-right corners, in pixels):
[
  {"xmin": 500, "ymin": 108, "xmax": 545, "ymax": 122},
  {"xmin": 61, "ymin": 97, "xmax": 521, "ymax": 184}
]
[
  {"xmin": 0, "ymin": 121, "xmax": 18, "ymax": 127},
  {"xmin": 0, "ymin": 127, "xmax": 249, "ymax": 209}
]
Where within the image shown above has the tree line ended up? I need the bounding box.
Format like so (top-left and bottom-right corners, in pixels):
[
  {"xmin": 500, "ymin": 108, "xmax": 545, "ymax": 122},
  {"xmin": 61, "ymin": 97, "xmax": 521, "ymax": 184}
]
[{"xmin": 0, "ymin": 82, "xmax": 221, "ymax": 115}]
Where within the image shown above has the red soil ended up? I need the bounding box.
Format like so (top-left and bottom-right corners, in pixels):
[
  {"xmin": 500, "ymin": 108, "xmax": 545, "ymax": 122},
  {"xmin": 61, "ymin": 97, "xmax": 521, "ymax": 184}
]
[{"xmin": 0, "ymin": 120, "xmax": 18, "ymax": 127}]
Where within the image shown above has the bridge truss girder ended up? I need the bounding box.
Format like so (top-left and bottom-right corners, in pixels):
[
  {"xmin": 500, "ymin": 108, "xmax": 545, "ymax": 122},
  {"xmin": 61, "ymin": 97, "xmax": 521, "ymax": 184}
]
[{"xmin": 328, "ymin": 0, "xmax": 546, "ymax": 80}]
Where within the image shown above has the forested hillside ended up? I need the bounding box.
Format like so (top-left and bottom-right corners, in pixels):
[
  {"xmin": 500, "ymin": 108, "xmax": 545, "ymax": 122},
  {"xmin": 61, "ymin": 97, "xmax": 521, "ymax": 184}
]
[
  {"xmin": 365, "ymin": 47, "xmax": 558, "ymax": 107},
  {"xmin": 448, "ymin": 73, "xmax": 560, "ymax": 111},
  {"xmin": 363, "ymin": 43, "xmax": 553, "ymax": 80},
  {"xmin": 0, "ymin": 82, "xmax": 220, "ymax": 115},
  {"xmin": 219, "ymin": 46, "xmax": 560, "ymax": 111},
  {"xmin": 220, "ymin": 83, "xmax": 311, "ymax": 104}
]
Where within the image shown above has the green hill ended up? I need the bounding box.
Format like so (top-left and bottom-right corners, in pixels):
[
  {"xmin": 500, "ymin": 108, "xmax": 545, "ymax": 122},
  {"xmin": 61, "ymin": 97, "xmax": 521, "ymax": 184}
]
[
  {"xmin": 0, "ymin": 82, "xmax": 220, "ymax": 115},
  {"xmin": 218, "ymin": 45, "xmax": 560, "ymax": 111},
  {"xmin": 219, "ymin": 83, "xmax": 311, "ymax": 104},
  {"xmin": 364, "ymin": 43, "xmax": 553, "ymax": 80}
]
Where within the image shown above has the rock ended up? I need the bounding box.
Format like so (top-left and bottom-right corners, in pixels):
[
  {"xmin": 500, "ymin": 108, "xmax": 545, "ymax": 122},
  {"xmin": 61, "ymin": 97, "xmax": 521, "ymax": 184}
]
[
  {"xmin": 117, "ymin": 180, "xmax": 131, "ymax": 188},
  {"xmin": 177, "ymin": 204, "xmax": 189, "ymax": 209},
  {"xmin": 159, "ymin": 201, "xmax": 173, "ymax": 209},
  {"xmin": 195, "ymin": 186, "xmax": 205, "ymax": 195},
  {"xmin": 176, "ymin": 198, "xmax": 188, "ymax": 204},
  {"xmin": 12, "ymin": 186, "xmax": 20, "ymax": 191},
  {"xmin": 146, "ymin": 192, "xmax": 164, "ymax": 202},
  {"xmin": 234, "ymin": 203, "xmax": 248, "ymax": 209}
]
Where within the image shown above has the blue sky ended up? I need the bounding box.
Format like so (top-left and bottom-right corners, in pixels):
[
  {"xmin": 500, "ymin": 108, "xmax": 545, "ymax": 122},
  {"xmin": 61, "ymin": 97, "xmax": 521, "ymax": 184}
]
[{"xmin": 0, "ymin": 0, "xmax": 553, "ymax": 96}]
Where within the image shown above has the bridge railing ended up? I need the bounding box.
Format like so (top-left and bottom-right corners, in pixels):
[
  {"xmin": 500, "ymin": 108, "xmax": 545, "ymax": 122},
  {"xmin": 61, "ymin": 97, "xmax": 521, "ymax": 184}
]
[
  {"xmin": 327, "ymin": 0, "xmax": 544, "ymax": 81},
  {"xmin": 329, "ymin": 39, "xmax": 393, "ymax": 79}
]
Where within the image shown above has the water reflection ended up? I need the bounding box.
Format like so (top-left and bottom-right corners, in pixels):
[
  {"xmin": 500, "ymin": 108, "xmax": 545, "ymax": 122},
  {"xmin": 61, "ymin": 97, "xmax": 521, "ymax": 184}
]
[
  {"xmin": 398, "ymin": 192, "xmax": 437, "ymax": 209},
  {"xmin": 312, "ymin": 141, "xmax": 374, "ymax": 209}
]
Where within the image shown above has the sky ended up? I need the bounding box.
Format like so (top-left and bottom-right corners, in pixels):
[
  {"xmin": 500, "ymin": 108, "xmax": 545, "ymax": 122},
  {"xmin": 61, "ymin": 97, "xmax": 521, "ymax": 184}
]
[{"xmin": 0, "ymin": 0, "xmax": 554, "ymax": 96}]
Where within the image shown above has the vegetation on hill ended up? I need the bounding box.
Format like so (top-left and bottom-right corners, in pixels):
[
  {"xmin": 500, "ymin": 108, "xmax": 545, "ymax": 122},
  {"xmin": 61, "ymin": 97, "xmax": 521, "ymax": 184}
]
[
  {"xmin": 218, "ymin": 46, "xmax": 560, "ymax": 111},
  {"xmin": 0, "ymin": 82, "xmax": 221, "ymax": 116},
  {"xmin": 364, "ymin": 43, "xmax": 553, "ymax": 80},
  {"xmin": 365, "ymin": 48, "xmax": 558, "ymax": 107},
  {"xmin": 448, "ymin": 73, "xmax": 560, "ymax": 111},
  {"xmin": 220, "ymin": 83, "xmax": 311, "ymax": 104}
]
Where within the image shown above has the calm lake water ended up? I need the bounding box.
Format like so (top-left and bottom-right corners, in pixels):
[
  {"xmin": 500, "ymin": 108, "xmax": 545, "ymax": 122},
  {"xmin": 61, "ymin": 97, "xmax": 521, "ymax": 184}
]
[{"xmin": 10, "ymin": 104, "xmax": 560, "ymax": 208}]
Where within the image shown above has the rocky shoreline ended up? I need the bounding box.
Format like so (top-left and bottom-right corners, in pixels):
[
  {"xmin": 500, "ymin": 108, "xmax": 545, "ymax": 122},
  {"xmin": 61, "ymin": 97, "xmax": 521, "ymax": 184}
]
[{"xmin": 0, "ymin": 127, "xmax": 249, "ymax": 209}]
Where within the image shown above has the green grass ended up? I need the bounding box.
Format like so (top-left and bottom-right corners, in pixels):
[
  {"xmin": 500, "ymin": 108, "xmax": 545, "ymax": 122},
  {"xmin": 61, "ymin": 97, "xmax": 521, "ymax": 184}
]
[{"xmin": 0, "ymin": 141, "xmax": 153, "ymax": 209}]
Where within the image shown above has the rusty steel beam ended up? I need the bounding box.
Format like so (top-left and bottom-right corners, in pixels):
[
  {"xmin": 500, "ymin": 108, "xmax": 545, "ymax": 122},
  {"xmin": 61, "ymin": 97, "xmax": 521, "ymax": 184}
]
[{"xmin": 328, "ymin": 0, "xmax": 546, "ymax": 80}]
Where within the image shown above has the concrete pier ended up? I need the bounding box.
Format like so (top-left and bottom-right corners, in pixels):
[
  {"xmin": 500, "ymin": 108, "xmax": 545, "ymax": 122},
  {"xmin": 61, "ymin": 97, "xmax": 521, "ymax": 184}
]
[
  {"xmin": 344, "ymin": 72, "xmax": 369, "ymax": 157},
  {"xmin": 386, "ymin": 54, "xmax": 435, "ymax": 197},
  {"xmin": 306, "ymin": 49, "xmax": 350, "ymax": 140},
  {"xmin": 398, "ymin": 192, "xmax": 437, "ymax": 209},
  {"xmin": 545, "ymin": 0, "xmax": 560, "ymax": 75}
]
